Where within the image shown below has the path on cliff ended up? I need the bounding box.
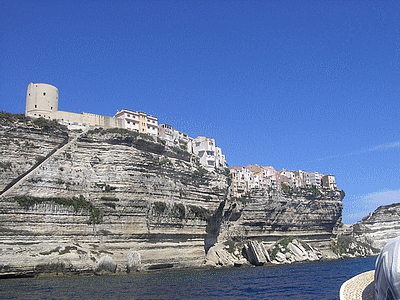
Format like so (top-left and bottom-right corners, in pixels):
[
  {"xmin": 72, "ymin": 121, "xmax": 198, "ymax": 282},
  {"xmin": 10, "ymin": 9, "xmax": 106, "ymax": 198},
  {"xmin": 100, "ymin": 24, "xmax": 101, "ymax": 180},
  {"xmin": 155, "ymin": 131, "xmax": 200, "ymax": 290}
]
[{"xmin": 0, "ymin": 127, "xmax": 90, "ymax": 198}]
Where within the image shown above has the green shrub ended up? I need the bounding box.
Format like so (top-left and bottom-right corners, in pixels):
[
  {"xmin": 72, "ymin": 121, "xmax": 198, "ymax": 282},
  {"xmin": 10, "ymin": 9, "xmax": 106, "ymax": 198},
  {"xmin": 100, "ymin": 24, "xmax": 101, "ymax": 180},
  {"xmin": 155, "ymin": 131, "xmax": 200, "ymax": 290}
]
[
  {"xmin": 188, "ymin": 205, "xmax": 210, "ymax": 221},
  {"xmin": 153, "ymin": 201, "xmax": 167, "ymax": 215},
  {"xmin": 173, "ymin": 203, "xmax": 185, "ymax": 219},
  {"xmin": 268, "ymin": 237, "xmax": 295, "ymax": 261},
  {"xmin": 89, "ymin": 207, "xmax": 102, "ymax": 224},
  {"xmin": 101, "ymin": 196, "xmax": 119, "ymax": 202},
  {"xmin": 39, "ymin": 247, "xmax": 61, "ymax": 255},
  {"xmin": 35, "ymin": 156, "xmax": 45, "ymax": 164},
  {"xmin": 59, "ymin": 246, "xmax": 77, "ymax": 255},
  {"xmin": 32, "ymin": 117, "xmax": 67, "ymax": 132}
]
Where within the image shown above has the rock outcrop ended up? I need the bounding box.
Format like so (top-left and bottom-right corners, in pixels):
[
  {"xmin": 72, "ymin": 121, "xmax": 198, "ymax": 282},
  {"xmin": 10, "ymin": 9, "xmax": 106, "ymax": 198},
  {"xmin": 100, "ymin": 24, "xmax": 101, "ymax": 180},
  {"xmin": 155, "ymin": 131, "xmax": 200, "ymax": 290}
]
[
  {"xmin": 336, "ymin": 203, "xmax": 400, "ymax": 258},
  {"xmin": 0, "ymin": 114, "xmax": 344, "ymax": 276},
  {"xmin": 209, "ymin": 188, "xmax": 343, "ymax": 259}
]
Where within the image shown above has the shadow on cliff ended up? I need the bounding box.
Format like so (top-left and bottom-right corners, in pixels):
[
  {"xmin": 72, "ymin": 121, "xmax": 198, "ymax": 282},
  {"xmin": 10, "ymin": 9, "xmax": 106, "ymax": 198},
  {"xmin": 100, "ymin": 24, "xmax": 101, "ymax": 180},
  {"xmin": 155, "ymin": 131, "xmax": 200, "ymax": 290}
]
[{"xmin": 204, "ymin": 200, "xmax": 243, "ymax": 253}]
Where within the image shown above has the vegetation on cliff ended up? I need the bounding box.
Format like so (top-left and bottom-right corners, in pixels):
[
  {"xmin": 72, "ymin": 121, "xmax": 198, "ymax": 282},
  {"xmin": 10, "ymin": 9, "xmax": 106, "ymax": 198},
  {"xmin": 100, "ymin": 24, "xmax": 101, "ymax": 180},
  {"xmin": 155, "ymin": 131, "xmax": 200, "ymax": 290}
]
[{"xmin": 14, "ymin": 195, "xmax": 102, "ymax": 224}]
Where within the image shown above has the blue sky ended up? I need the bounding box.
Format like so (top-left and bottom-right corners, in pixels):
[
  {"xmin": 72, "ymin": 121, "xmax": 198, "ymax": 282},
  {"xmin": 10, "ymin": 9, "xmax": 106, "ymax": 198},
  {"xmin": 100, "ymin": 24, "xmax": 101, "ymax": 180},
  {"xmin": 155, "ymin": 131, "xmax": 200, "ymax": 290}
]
[{"xmin": 1, "ymin": 0, "xmax": 399, "ymax": 224}]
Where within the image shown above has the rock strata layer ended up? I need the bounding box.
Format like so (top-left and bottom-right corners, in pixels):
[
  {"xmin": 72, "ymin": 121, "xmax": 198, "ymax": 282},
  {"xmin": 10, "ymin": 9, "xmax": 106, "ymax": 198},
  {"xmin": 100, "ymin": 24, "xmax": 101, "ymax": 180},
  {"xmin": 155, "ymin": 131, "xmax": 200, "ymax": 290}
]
[{"xmin": 336, "ymin": 203, "xmax": 400, "ymax": 257}]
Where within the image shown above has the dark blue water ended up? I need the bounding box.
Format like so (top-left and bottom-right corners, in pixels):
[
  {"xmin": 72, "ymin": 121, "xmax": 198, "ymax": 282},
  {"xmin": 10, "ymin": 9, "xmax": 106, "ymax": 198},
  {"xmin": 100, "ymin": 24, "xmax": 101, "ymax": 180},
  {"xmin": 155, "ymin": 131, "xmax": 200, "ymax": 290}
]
[{"xmin": 0, "ymin": 257, "xmax": 375, "ymax": 300}]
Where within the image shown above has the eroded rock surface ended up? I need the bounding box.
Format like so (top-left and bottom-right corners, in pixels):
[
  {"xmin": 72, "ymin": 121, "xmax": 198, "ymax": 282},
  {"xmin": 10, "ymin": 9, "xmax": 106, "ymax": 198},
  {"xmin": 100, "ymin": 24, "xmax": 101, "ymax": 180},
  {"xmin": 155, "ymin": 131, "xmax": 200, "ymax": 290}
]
[{"xmin": 336, "ymin": 203, "xmax": 400, "ymax": 258}]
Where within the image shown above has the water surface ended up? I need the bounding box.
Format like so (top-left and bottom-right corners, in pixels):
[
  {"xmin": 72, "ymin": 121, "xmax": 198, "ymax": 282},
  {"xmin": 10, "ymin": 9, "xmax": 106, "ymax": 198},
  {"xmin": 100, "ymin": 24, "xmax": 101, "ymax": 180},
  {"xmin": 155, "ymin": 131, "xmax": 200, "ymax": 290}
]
[{"xmin": 0, "ymin": 257, "xmax": 376, "ymax": 299}]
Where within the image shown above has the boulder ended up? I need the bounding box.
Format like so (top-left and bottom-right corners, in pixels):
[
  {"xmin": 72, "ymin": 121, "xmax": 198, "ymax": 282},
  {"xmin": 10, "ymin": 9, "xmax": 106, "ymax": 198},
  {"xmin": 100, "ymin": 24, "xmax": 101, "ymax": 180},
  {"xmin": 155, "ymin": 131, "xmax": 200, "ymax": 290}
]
[
  {"xmin": 127, "ymin": 249, "xmax": 141, "ymax": 273},
  {"xmin": 245, "ymin": 241, "xmax": 267, "ymax": 266},
  {"xmin": 205, "ymin": 243, "xmax": 237, "ymax": 267},
  {"xmin": 95, "ymin": 255, "xmax": 117, "ymax": 274}
]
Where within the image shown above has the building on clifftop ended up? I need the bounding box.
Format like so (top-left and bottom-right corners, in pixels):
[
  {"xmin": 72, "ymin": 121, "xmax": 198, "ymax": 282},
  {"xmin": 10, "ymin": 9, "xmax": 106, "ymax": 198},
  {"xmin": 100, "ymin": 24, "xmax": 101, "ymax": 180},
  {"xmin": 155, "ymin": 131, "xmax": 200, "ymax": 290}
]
[
  {"xmin": 114, "ymin": 109, "xmax": 158, "ymax": 136},
  {"xmin": 158, "ymin": 124, "xmax": 192, "ymax": 150},
  {"xmin": 192, "ymin": 136, "xmax": 227, "ymax": 170}
]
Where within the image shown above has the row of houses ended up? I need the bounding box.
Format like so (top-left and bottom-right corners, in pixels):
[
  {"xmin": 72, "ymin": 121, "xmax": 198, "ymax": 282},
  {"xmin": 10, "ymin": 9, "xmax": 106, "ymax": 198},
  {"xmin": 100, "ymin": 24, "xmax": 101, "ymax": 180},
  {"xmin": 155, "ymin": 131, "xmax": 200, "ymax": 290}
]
[
  {"xmin": 25, "ymin": 83, "xmax": 226, "ymax": 170},
  {"xmin": 230, "ymin": 164, "xmax": 337, "ymax": 197},
  {"xmin": 81, "ymin": 108, "xmax": 227, "ymax": 170}
]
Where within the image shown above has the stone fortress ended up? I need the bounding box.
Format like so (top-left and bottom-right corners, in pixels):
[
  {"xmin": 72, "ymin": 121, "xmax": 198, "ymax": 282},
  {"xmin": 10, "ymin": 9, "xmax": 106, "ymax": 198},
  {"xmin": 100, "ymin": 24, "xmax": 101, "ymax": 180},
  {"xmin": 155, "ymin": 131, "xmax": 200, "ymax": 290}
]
[{"xmin": 25, "ymin": 82, "xmax": 227, "ymax": 170}]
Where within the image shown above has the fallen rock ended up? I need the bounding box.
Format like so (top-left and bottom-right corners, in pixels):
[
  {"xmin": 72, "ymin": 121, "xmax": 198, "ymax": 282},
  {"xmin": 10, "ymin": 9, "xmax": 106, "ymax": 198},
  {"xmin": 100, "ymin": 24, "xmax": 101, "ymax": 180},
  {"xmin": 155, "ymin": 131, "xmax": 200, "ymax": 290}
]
[
  {"xmin": 95, "ymin": 255, "xmax": 117, "ymax": 274},
  {"xmin": 127, "ymin": 249, "xmax": 141, "ymax": 273},
  {"xmin": 205, "ymin": 243, "xmax": 238, "ymax": 267},
  {"xmin": 245, "ymin": 241, "xmax": 268, "ymax": 266},
  {"xmin": 269, "ymin": 238, "xmax": 322, "ymax": 264}
]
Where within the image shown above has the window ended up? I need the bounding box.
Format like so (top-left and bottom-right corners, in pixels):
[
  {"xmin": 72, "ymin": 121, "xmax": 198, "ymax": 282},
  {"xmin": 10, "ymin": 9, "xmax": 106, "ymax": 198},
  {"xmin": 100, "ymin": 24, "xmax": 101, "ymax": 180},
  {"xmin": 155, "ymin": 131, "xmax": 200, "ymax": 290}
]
[
  {"xmin": 208, "ymin": 161, "xmax": 214, "ymax": 166},
  {"xmin": 195, "ymin": 142, "xmax": 201, "ymax": 147},
  {"xmin": 35, "ymin": 105, "xmax": 37, "ymax": 108},
  {"xmin": 127, "ymin": 121, "xmax": 130, "ymax": 124},
  {"xmin": 51, "ymin": 107, "xmax": 53, "ymax": 110},
  {"xmin": 43, "ymin": 92, "xmax": 46, "ymax": 96}
]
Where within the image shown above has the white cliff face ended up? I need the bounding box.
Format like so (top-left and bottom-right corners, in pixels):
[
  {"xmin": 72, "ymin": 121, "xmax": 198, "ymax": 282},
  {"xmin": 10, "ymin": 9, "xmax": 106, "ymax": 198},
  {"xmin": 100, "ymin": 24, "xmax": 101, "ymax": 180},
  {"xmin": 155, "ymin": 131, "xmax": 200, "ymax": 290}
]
[
  {"xmin": 0, "ymin": 113, "xmax": 68, "ymax": 191},
  {"xmin": 336, "ymin": 203, "xmax": 400, "ymax": 258},
  {"xmin": 0, "ymin": 115, "xmax": 345, "ymax": 276}
]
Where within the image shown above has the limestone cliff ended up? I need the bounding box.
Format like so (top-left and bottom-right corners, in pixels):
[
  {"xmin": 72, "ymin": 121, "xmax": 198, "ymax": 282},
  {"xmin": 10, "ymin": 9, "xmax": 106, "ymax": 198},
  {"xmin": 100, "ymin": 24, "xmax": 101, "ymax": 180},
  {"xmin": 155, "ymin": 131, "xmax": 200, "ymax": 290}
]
[
  {"xmin": 336, "ymin": 203, "xmax": 400, "ymax": 258},
  {"xmin": 204, "ymin": 187, "xmax": 343, "ymax": 266},
  {"xmin": 0, "ymin": 114, "xmax": 344, "ymax": 276},
  {"xmin": 0, "ymin": 112, "xmax": 68, "ymax": 192}
]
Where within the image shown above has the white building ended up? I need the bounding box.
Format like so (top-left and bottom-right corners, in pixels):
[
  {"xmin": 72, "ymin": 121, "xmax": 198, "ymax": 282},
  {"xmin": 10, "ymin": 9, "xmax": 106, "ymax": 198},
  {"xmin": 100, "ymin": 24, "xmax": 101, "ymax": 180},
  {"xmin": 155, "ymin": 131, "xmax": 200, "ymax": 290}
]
[
  {"xmin": 230, "ymin": 166, "xmax": 248, "ymax": 197},
  {"xmin": 215, "ymin": 146, "xmax": 227, "ymax": 168},
  {"xmin": 158, "ymin": 124, "xmax": 192, "ymax": 149},
  {"xmin": 192, "ymin": 136, "xmax": 227, "ymax": 170},
  {"xmin": 322, "ymin": 174, "xmax": 337, "ymax": 190},
  {"xmin": 309, "ymin": 172, "xmax": 322, "ymax": 187},
  {"xmin": 114, "ymin": 109, "xmax": 158, "ymax": 136}
]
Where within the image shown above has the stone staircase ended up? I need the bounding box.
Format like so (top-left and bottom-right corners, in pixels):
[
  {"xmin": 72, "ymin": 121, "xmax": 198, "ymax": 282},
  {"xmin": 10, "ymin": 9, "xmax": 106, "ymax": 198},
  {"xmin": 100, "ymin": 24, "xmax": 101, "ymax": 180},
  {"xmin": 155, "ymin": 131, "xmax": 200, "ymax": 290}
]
[{"xmin": 0, "ymin": 128, "xmax": 89, "ymax": 198}]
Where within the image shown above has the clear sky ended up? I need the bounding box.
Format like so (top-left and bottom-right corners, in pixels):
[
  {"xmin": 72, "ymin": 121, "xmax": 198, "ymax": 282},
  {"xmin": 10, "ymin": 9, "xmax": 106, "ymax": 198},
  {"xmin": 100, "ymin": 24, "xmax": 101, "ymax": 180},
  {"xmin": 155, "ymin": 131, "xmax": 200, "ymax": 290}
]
[{"xmin": 1, "ymin": 0, "xmax": 399, "ymax": 224}]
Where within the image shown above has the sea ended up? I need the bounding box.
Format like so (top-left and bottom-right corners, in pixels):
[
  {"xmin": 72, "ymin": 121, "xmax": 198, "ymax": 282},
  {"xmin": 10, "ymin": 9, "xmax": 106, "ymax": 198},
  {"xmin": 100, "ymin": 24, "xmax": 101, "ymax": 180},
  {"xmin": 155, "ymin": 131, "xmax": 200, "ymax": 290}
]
[{"xmin": 0, "ymin": 257, "xmax": 376, "ymax": 300}]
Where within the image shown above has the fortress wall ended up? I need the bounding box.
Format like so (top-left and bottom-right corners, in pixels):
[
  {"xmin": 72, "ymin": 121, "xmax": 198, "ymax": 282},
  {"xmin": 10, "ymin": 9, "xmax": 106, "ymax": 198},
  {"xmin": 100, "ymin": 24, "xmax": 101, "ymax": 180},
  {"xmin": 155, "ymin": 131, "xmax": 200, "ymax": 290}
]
[{"xmin": 53, "ymin": 111, "xmax": 123, "ymax": 129}]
